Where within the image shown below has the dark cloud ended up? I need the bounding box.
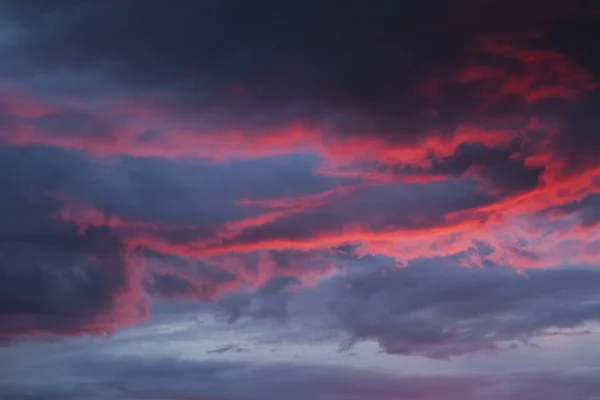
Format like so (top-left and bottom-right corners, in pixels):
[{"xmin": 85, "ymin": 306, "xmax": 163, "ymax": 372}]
[
  {"xmin": 370, "ymin": 140, "xmax": 545, "ymax": 196},
  {"xmin": 0, "ymin": 0, "xmax": 594, "ymax": 138},
  {"xmin": 0, "ymin": 226, "xmax": 143, "ymax": 338},
  {"xmin": 553, "ymin": 88, "xmax": 600, "ymax": 173},
  {"xmin": 529, "ymin": 11, "xmax": 600, "ymax": 172},
  {"xmin": 0, "ymin": 0, "xmax": 596, "ymax": 203},
  {"xmin": 329, "ymin": 262, "xmax": 600, "ymax": 358},
  {"xmin": 434, "ymin": 142, "xmax": 544, "ymax": 195},
  {"xmin": 0, "ymin": 145, "xmax": 148, "ymax": 337},
  {"xmin": 540, "ymin": 11, "xmax": 600, "ymax": 78}
]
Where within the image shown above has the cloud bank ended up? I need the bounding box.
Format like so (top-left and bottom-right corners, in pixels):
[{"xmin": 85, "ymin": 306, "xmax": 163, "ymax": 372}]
[{"xmin": 0, "ymin": 2, "xmax": 600, "ymax": 398}]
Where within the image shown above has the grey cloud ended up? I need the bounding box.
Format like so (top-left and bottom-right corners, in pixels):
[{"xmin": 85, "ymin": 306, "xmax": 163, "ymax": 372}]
[
  {"xmin": 328, "ymin": 261, "xmax": 600, "ymax": 358},
  {"xmin": 61, "ymin": 152, "xmax": 347, "ymax": 228},
  {"xmin": 3, "ymin": 352, "xmax": 600, "ymax": 400},
  {"xmin": 206, "ymin": 344, "xmax": 248, "ymax": 354},
  {"xmin": 551, "ymin": 193, "xmax": 600, "ymax": 228},
  {"xmin": 0, "ymin": 145, "xmax": 349, "ymax": 230},
  {"xmin": 210, "ymin": 251, "xmax": 600, "ymax": 359},
  {"xmin": 143, "ymin": 252, "xmax": 239, "ymax": 300},
  {"xmin": 212, "ymin": 178, "xmax": 495, "ymax": 250},
  {"xmin": 0, "ymin": 144, "xmax": 353, "ymax": 336},
  {"xmin": 217, "ymin": 276, "xmax": 300, "ymax": 323},
  {"xmin": 0, "ymin": 145, "xmax": 146, "ymax": 337},
  {"xmin": 0, "ymin": 227, "xmax": 138, "ymax": 338}
]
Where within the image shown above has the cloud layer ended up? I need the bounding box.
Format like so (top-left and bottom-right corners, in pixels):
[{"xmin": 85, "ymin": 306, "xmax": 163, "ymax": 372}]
[
  {"xmin": 1, "ymin": 1, "xmax": 600, "ymax": 398},
  {"xmin": 3, "ymin": 351, "xmax": 600, "ymax": 400},
  {"xmin": 330, "ymin": 261, "xmax": 600, "ymax": 358}
]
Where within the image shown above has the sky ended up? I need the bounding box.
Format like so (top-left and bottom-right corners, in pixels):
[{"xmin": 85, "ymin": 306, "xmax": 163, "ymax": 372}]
[{"xmin": 1, "ymin": 0, "xmax": 600, "ymax": 399}]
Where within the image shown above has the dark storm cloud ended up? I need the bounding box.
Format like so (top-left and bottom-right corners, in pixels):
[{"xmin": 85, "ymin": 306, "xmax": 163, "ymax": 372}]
[
  {"xmin": 0, "ymin": 0, "xmax": 596, "ymax": 206},
  {"xmin": 328, "ymin": 262, "xmax": 600, "ymax": 358},
  {"xmin": 541, "ymin": 10, "xmax": 600, "ymax": 76},
  {"xmin": 0, "ymin": 0, "xmax": 593, "ymax": 136},
  {"xmin": 0, "ymin": 0, "xmax": 475, "ymax": 95},
  {"xmin": 0, "ymin": 0, "xmax": 594, "ymax": 229}
]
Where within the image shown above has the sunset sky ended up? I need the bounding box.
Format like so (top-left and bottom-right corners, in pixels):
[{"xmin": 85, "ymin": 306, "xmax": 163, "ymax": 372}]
[{"xmin": 1, "ymin": 1, "xmax": 600, "ymax": 399}]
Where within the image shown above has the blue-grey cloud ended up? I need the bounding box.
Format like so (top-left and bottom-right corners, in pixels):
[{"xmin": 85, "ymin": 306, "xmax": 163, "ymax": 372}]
[
  {"xmin": 329, "ymin": 261, "xmax": 600, "ymax": 358},
  {"xmin": 2, "ymin": 352, "xmax": 600, "ymax": 400}
]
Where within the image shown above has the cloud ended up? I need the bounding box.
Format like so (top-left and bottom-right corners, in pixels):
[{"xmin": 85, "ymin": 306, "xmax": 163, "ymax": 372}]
[
  {"xmin": 328, "ymin": 261, "xmax": 600, "ymax": 358},
  {"xmin": 216, "ymin": 275, "xmax": 300, "ymax": 323},
  {"xmin": 0, "ymin": 146, "xmax": 150, "ymax": 338},
  {"xmin": 0, "ymin": 138, "xmax": 598, "ymax": 343},
  {"xmin": 0, "ymin": 226, "xmax": 147, "ymax": 338},
  {"xmin": 46, "ymin": 150, "xmax": 347, "ymax": 229},
  {"xmin": 431, "ymin": 142, "xmax": 545, "ymax": 195},
  {"xmin": 0, "ymin": 0, "xmax": 598, "ymax": 361},
  {"xmin": 206, "ymin": 344, "xmax": 248, "ymax": 355},
  {"xmin": 552, "ymin": 88, "xmax": 600, "ymax": 174},
  {"xmin": 3, "ymin": 352, "xmax": 600, "ymax": 400},
  {"xmin": 0, "ymin": 211, "xmax": 147, "ymax": 338},
  {"xmin": 544, "ymin": 193, "xmax": 600, "ymax": 228},
  {"xmin": 0, "ymin": 1, "xmax": 596, "ymax": 174},
  {"xmin": 0, "ymin": 144, "xmax": 353, "ymax": 337},
  {"xmin": 0, "ymin": 1, "xmax": 596, "ymax": 237}
]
